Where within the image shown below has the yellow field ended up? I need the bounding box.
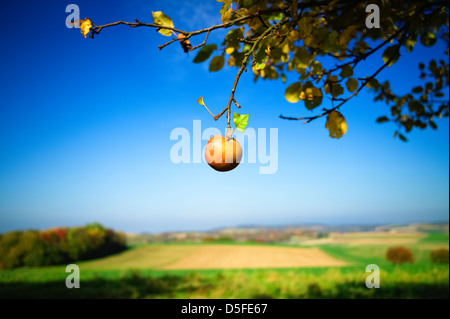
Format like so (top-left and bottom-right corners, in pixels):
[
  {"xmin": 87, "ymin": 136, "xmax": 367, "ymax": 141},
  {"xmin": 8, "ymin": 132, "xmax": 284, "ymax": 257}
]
[
  {"xmin": 80, "ymin": 245, "xmax": 198, "ymax": 270},
  {"xmin": 80, "ymin": 244, "xmax": 347, "ymax": 270},
  {"xmin": 163, "ymin": 245, "xmax": 347, "ymax": 270},
  {"xmin": 300, "ymin": 232, "xmax": 427, "ymax": 246}
]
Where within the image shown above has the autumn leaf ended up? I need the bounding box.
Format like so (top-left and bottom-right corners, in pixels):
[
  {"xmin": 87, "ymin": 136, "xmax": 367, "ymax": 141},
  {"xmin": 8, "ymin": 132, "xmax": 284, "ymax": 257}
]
[
  {"xmin": 325, "ymin": 110, "xmax": 348, "ymax": 139},
  {"xmin": 152, "ymin": 11, "xmax": 174, "ymax": 37},
  {"xmin": 285, "ymin": 82, "xmax": 302, "ymax": 103},
  {"xmin": 80, "ymin": 18, "xmax": 92, "ymax": 38},
  {"xmin": 197, "ymin": 96, "xmax": 206, "ymax": 106}
]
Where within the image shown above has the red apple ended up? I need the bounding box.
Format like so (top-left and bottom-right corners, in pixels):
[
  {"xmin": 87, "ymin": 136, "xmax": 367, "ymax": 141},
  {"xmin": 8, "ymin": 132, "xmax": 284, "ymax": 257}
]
[{"xmin": 205, "ymin": 135, "xmax": 243, "ymax": 172}]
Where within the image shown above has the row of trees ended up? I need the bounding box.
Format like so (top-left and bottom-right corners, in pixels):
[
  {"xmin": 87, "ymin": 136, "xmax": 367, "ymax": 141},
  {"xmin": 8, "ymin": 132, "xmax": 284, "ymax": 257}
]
[
  {"xmin": 386, "ymin": 246, "xmax": 449, "ymax": 265},
  {"xmin": 0, "ymin": 223, "xmax": 126, "ymax": 269}
]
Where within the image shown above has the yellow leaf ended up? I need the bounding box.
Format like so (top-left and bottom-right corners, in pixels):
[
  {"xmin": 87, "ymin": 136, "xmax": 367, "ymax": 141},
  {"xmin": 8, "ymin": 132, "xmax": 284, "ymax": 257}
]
[
  {"xmin": 152, "ymin": 11, "xmax": 174, "ymax": 37},
  {"xmin": 300, "ymin": 87, "xmax": 322, "ymax": 100},
  {"xmin": 285, "ymin": 82, "xmax": 302, "ymax": 103},
  {"xmin": 80, "ymin": 18, "xmax": 92, "ymax": 38},
  {"xmin": 197, "ymin": 96, "xmax": 206, "ymax": 106},
  {"xmin": 299, "ymin": 91, "xmax": 306, "ymax": 100},
  {"xmin": 221, "ymin": 8, "xmax": 232, "ymax": 23},
  {"xmin": 225, "ymin": 47, "xmax": 235, "ymax": 54},
  {"xmin": 325, "ymin": 110, "xmax": 347, "ymax": 139}
]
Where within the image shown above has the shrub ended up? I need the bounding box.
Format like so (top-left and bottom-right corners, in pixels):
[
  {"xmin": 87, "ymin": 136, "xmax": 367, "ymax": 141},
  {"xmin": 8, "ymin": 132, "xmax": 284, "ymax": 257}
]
[
  {"xmin": 307, "ymin": 283, "xmax": 322, "ymax": 298},
  {"xmin": 430, "ymin": 248, "xmax": 449, "ymax": 265},
  {"xmin": 386, "ymin": 246, "xmax": 414, "ymax": 265}
]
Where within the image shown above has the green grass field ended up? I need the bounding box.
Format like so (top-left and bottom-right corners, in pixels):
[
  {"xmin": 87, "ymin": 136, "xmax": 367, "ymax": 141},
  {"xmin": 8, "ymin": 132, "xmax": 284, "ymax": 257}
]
[{"xmin": 0, "ymin": 232, "xmax": 448, "ymax": 298}]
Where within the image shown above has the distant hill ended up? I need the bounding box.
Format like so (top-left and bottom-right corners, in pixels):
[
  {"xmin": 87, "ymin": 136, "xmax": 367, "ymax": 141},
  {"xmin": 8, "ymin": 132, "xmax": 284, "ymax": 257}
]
[{"xmin": 126, "ymin": 222, "xmax": 449, "ymax": 245}]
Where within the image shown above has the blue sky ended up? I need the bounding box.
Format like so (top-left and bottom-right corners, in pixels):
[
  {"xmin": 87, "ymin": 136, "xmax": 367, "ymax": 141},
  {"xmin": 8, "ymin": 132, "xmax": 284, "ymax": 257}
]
[{"xmin": 0, "ymin": 0, "xmax": 448, "ymax": 233}]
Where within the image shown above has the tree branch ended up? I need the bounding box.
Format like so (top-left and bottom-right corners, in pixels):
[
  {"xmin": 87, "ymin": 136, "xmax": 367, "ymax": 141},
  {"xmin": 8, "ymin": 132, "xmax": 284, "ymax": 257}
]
[
  {"xmin": 280, "ymin": 29, "xmax": 408, "ymax": 123},
  {"xmin": 214, "ymin": 17, "xmax": 290, "ymax": 134},
  {"xmin": 190, "ymin": 30, "xmax": 211, "ymax": 51},
  {"xmin": 90, "ymin": 7, "xmax": 285, "ymax": 40},
  {"xmin": 326, "ymin": 25, "xmax": 408, "ymax": 75}
]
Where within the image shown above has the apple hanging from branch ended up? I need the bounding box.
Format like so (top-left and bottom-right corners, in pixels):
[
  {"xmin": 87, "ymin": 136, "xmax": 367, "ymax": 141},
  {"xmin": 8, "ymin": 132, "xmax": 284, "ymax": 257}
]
[{"xmin": 198, "ymin": 97, "xmax": 248, "ymax": 172}]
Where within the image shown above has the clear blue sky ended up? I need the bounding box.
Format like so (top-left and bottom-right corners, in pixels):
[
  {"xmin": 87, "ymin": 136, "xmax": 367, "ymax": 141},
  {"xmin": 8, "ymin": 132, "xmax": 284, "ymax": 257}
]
[{"xmin": 0, "ymin": 1, "xmax": 448, "ymax": 233}]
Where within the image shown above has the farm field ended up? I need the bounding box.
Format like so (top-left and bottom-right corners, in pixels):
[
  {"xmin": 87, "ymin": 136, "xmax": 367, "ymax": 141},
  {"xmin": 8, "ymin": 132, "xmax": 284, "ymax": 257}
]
[
  {"xmin": 0, "ymin": 232, "xmax": 448, "ymax": 299},
  {"xmin": 80, "ymin": 245, "xmax": 347, "ymax": 270}
]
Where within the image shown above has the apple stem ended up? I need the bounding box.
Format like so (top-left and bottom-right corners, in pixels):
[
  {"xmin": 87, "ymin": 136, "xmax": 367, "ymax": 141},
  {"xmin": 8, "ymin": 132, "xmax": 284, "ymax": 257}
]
[{"xmin": 226, "ymin": 127, "xmax": 233, "ymax": 141}]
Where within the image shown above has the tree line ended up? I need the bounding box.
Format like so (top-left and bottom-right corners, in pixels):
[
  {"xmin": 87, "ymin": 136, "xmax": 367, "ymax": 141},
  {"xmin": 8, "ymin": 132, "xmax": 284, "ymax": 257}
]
[{"xmin": 0, "ymin": 223, "xmax": 126, "ymax": 269}]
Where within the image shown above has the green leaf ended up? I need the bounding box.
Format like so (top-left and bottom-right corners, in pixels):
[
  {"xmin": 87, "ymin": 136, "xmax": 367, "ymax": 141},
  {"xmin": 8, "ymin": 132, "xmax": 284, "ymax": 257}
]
[
  {"xmin": 366, "ymin": 78, "xmax": 379, "ymax": 89},
  {"xmin": 255, "ymin": 62, "xmax": 266, "ymax": 70},
  {"xmin": 323, "ymin": 30, "xmax": 341, "ymax": 53},
  {"xmin": 345, "ymin": 78, "xmax": 358, "ymax": 92},
  {"xmin": 233, "ymin": 113, "xmax": 249, "ymax": 132},
  {"xmin": 339, "ymin": 65, "xmax": 354, "ymax": 78},
  {"xmin": 376, "ymin": 116, "xmax": 389, "ymax": 123},
  {"xmin": 268, "ymin": 12, "xmax": 283, "ymax": 21},
  {"xmin": 297, "ymin": 17, "xmax": 314, "ymax": 38},
  {"xmin": 418, "ymin": 63, "xmax": 425, "ymax": 70},
  {"xmin": 382, "ymin": 45, "xmax": 400, "ymax": 67},
  {"xmin": 311, "ymin": 61, "xmax": 322, "ymax": 74},
  {"xmin": 285, "ymin": 82, "xmax": 302, "ymax": 103},
  {"xmin": 412, "ymin": 86, "xmax": 423, "ymax": 93},
  {"xmin": 406, "ymin": 39, "xmax": 416, "ymax": 52},
  {"xmin": 295, "ymin": 47, "xmax": 311, "ymax": 68},
  {"xmin": 339, "ymin": 25, "xmax": 358, "ymax": 49},
  {"xmin": 398, "ymin": 133, "xmax": 408, "ymax": 142},
  {"xmin": 209, "ymin": 56, "xmax": 225, "ymax": 72},
  {"xmin": 420, "ymin": 32, "xmax": 437, "ymax": 47},
  {"xmin": 254, "ymin": 45, "xmax": 268, "ymax": 71},
  {"xmin": 151, "ymin": 11, "xmax": 174, "ymax": 37},
  {"xmin": 255, "ymin": 46, "xmax": 268, "ymax": 64},
  {"xmin": 429, "ymin": 120, "xmax": 437, "ymax": 130},
  {"xmin": 224, "ymin": 28, "xmax": 243, "ymax": 47},
  {"xmin": 193, "ymin": 44, "xmax": 217, "ymax": 63},
  {"xmin": 299, "ymin": 82, "xmax": 323, "ymax": 110},
  {"xmin": 331, "ymin": 84, "xmax": 344, "ymax": 97}
]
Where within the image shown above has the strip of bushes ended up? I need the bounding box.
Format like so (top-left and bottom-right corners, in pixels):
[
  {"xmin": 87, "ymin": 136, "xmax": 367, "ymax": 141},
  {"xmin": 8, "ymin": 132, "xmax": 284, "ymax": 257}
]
[
  {"xmin": 0, "ymin": 223, "xmax": 126, "ymax": 269},
  {"xmin": 386, "ymin": 246, "xmax": 449, "ymax": 265}
]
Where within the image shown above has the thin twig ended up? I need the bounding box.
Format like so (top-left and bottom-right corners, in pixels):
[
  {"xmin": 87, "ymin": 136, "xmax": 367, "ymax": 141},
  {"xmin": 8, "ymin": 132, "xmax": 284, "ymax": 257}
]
[
  {"xmin": 257, "ymin": 9, "xmax": 271, "ymax": 28},
  {"xmin": 190, "ymin": 30, "xmax": 211, "ymax": 51},
  {"xmin": 202, "ymin": 103, "xmax": 216, "ymax": 117},
  {"xmin": 158, "ymin": 37, "xmax": 179, "ymax": 50},
  {"xmin": 325, "ymin": 25, "xmax": 407, "ymax": 75}
]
